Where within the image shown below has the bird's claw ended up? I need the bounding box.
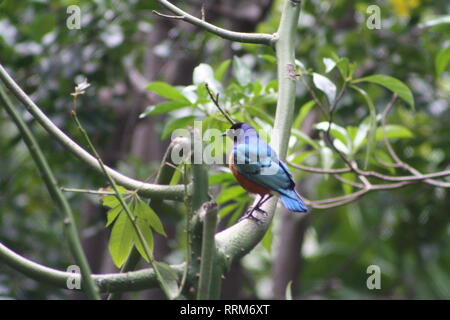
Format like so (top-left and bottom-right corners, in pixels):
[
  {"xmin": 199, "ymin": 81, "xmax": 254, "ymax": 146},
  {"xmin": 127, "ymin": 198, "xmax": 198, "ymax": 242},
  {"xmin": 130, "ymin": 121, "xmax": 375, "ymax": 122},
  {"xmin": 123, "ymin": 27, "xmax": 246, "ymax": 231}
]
[{"xmin": 238, "ymin": 206, "xmax": 267, "ymax": 224}]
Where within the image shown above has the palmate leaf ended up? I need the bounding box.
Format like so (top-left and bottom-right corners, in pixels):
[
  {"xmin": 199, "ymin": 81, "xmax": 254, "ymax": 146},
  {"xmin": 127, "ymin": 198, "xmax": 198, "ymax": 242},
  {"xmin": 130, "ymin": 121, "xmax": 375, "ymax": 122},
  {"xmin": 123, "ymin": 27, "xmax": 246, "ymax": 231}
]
[
  {"xmin": 135, "ymin": 199, "xmax": 167, "ymax": 237},
  {"xmin": 154, "ymin": 261, "xmax": 180, "ymax": 299},
  {"xmin": 108, "ymin": 211, "xmax": 134, "ymax": 268},
  {"xmin": 101, "ymin": 186, "xmax": 128, "ymax": 208},
  {"xmin": 102, "ymin": 187, "xmax": 166, "ymax": 267},
  {"xmin": 134, "ymin": 216, "xmax": 154, "ymax": 262}
]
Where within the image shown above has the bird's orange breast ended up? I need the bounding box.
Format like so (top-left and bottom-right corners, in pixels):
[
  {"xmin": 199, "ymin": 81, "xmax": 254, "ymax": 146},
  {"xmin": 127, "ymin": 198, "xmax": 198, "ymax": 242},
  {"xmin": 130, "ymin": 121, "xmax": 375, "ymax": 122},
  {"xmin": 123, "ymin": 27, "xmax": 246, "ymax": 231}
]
[{"xmin": 229, "ymin": 151, "xmax": 272, "ymax": 196}]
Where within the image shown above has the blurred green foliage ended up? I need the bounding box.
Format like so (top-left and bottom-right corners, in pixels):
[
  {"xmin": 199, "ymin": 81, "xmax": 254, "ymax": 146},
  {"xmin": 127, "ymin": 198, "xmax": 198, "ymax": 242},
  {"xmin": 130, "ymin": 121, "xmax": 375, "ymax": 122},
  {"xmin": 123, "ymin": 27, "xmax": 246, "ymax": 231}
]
[{"xmin": 0, "ymin": 0, "xmax": 449, "ymax": 299}]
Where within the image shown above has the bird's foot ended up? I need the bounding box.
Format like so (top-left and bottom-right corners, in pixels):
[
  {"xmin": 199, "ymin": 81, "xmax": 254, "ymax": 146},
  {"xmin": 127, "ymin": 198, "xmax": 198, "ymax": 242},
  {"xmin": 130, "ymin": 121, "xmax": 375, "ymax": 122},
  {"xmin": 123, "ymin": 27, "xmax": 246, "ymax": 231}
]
[{"xmin": 238, "ymin": 206, "xmax": 266, "ymax": 224}]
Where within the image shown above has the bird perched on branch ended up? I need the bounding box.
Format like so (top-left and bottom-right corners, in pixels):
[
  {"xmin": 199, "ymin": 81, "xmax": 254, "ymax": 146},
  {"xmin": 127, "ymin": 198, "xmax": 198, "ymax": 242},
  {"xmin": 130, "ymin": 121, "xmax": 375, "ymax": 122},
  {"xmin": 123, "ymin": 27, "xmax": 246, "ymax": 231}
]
[{"xmin": 223, "ymin": 122, "xmax": 308, "ymax": 221}]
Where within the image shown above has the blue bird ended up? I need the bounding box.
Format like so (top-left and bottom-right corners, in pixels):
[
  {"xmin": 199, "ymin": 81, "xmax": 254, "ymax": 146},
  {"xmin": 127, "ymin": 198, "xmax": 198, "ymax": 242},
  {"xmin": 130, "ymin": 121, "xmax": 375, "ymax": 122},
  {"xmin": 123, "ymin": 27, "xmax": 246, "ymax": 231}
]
[{"xmin": 223, "ymin": 122, "xmax": 308, "ymax": 221}]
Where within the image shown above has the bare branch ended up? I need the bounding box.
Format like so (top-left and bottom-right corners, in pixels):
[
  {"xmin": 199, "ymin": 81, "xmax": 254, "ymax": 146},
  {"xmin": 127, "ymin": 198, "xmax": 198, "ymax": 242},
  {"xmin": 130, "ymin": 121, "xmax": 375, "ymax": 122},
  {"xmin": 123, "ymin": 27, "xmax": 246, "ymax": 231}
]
[
  {"xmin": 154, "ymin": 0, "xmax": 276, "ymax": 45},
  {"xmin": 152, "ymin": 10, "xmax": 185, "ymax": 20},
  {"xmin": 332, "ymin": 174, "xmax": 364, "ymax": 188},
  {"xmin": 381, "ymin": 94, "xmax": 450, "ymax": 188}
]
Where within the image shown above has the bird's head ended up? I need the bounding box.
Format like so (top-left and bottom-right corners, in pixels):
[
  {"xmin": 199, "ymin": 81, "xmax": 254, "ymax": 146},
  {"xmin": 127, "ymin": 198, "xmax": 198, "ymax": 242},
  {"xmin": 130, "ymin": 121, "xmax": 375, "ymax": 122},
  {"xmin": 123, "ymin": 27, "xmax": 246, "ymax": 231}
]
[{"xmin": 222, "ymin": 122, "xmax": 259, "ymax": 143}]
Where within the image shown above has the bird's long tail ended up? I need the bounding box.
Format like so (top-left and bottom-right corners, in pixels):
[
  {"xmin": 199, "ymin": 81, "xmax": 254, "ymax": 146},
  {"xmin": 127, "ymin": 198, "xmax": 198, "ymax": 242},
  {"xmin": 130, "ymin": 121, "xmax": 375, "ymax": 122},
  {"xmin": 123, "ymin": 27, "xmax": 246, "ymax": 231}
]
[{"xmin": 279, "ymin": 189, "xmax": 308, "ymax": 213}]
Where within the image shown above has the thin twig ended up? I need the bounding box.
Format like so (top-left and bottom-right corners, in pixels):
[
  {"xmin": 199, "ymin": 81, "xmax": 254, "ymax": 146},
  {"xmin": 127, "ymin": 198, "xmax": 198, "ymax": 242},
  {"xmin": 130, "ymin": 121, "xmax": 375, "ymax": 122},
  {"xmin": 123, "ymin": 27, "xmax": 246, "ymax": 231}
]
[
  {"xmin": 205, "ymin": 83, "xmax": 235, "ymax": 125},
  {"xmin": 332, "ymin": 174, "xmax": 364, "ymax": 189},
  {"xmin": 61, "ymin": 187, "xmax": 116, "ymax": 196},
  {"xmin": 381, "ymin": 94, "xmax": 450, "ymax": 188}
]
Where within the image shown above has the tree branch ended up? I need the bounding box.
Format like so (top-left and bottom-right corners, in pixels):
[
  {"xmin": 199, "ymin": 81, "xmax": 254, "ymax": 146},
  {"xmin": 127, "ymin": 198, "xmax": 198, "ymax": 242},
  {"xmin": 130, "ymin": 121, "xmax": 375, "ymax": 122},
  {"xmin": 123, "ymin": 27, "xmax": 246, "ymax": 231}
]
[
  {"xmin": 0, "ymin": 63, "xmax": 188, "ymax": 200},
  {"xmin": 0, "ymin": 241, "xmax": 184, "ymax": 293},
  {"xmin": 154, "ymin": 0, "xmax": 276, "ymax": 45},
  {"xmin": 197, "ymin": 202, "xmax": 218, "ymax": 299},
  {"xmin": 0, "ymin": 85, "xmax": 100, "ymax": 300}
]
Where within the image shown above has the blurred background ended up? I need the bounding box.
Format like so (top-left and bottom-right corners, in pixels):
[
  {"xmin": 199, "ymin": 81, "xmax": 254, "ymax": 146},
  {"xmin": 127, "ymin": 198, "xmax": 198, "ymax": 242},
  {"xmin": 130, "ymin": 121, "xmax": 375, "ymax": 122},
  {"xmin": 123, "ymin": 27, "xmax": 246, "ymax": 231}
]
[{"xmin": 0, "ymin": 0, "xmax": 449, "ymax": 299}]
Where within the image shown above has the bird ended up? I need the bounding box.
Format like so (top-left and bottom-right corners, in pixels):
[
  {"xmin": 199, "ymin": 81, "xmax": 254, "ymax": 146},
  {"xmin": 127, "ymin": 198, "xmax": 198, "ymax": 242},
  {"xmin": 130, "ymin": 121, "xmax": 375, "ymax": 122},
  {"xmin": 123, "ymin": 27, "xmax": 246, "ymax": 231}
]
[{"xmin": 223, "ymin": 122, "xmax": 308, "ymax": 221}]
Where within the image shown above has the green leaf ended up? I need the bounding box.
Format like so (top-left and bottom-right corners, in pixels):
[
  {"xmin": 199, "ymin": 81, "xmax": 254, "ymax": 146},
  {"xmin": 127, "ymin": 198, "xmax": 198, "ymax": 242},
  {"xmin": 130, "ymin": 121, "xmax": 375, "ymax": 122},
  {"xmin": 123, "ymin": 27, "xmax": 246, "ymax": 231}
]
[
  {"xmin": 354, "ymin": 75, "xmax": 415, "ymax": 110},
  {"xmin": 315, "ymin": 122, "xmax": 350, "ymax": 148},
  {"xmin": 169, "ymin": 165, "xmax": 182, "ymax": 185},
  {"xmin": 106, "ymin": 205, "xmax": 122, "ymax": 227},
  {"xmin": 291, "ymin": 129, "xmax": 320, "ymax": 150},
  {"xmin": 216, "ymin": 185, "xmax": 247, "ymax": 204},
  {"xmin": 135, "ymin": 199, "xmax": 167, "ymax": 237},
  {"xmin": 215, "ymin": 59, "xmax": 231, "ymax": 81},
  {"xmin": 351, "ymin": 86, "xmax": 377, "ymax": 167},
  {"xmin": 333, "ymin": 56, "xmax": 356, "ymax": 81},
  {"xmin": 312, "ymin": 73, "xmax": 336, "ymax": 106},
  {"xmin": 323, "ymin": 58, "xmax": 336, "ymax": 73},
  {"xmin": 259, "ymin": 54, "xmax": 277, "ymax": 64},
  {"xmin": 139, "ymin": 101, "xmax": 188, "ymax": 118},
  {"xmin": 418, "ymin": 15, "xmax": 450, "ymax": 30},
  {"xmin": 341, "ymin": 172, "xmax": 356, "ymax": 195},
  {"xmin": 146, "ymin": 82, "xmax": 189, "ymax": 103},
  {"xmin": 218, "ymin": 202, "xmax": 240, "ymax": 218},
  {"xmin": 374, "ymin": 150, "xmax": 396, "ymax": 174},
  {"xmin": 102, "ymin": 195, "xmax": 119, "ymax": 209},
  {"xmin": 27, "ymin": 14, "xmax": 56, "ymax": 41},
  {"xmin": 285, "ymin": 281, "xmax": 293, "ymax": 300},
  {"xmin": 353, "ymin": 118, "xmax": 371, "ymax": 152},
  {"xmin": 262, "ymin": 223, "xmax": 273, "ymax": 253},
  {"xmin": 101, "ymin": 186, "xmax": 129, "ymax": 208},
  {"xmin": 161, "ymin": 116, "xmax": 196, "ymax": 139},
  {"xmin": 319, "ymin": 141, "xmax": 335, "ymax": 171},
  {"xmin": 154, "ymin": 261, "xmax": 180, "ymax": 299},
  {"xmin": 229, "ymin": 201, "xmax": 248, "ymax": 225},
  {"xmin": 193, "ymin": 63, "xmax": 222, "ymax": 93},
  {"xmin": 289, "ymin": 150, "xmax": 316, "ymax": 165},
  {"xmin": 435, "ymin": 45, "xmax": 450, "ymax": 77},
  {"xmin": 375, "ymin": 125, "xmax": 414, "ymax": 140},
  {"xmin": 244, "ymin": 105, "xmax": 274, "ymax": 125},
  {"xmin": 109, "ymin": 212, "xmax": 135, "ymax": 268},
  {"xmin": 134, "ymin": 216, "xmax": 154, "ymax": 262},
  {"xmin": 232, "ymin": 56, "xmax": 251, "ymax": 86},
  {"xmin": 293, "ymin": 100, "xmax": 315, "ymax": 130},
  {"xmin": 209, "ymin": 172, "xmax": 234, "ymax": 185}
]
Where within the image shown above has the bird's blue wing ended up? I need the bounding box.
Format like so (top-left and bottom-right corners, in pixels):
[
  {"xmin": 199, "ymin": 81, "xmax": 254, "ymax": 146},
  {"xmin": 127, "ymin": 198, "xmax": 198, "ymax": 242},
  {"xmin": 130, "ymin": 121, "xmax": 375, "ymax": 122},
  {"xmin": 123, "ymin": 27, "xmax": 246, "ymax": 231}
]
[{"xmin": 233, "ymin": 140, "xmax": 295, "ymax": 193}]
